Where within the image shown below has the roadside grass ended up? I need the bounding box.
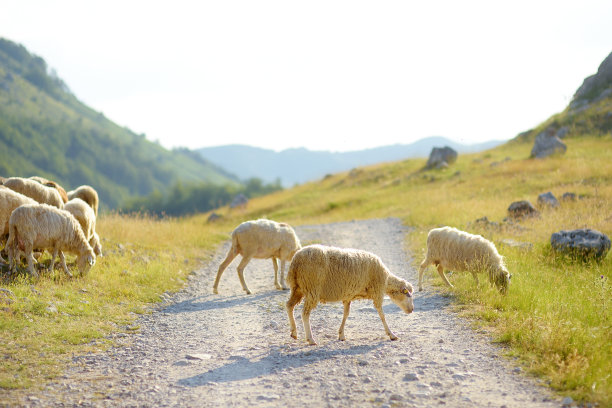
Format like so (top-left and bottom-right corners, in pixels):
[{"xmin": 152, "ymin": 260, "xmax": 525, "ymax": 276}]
[{"xmin": 1, "ymin": 135, "xmax": 610, "ymax": 404}]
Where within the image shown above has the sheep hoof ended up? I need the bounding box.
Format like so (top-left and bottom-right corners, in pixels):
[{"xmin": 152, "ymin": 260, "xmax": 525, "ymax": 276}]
[
  {"xmin": 281, "ymin": 286, "xmax": 289, "ymax": 291},
  {"xmin": 290, "ymin": 332, "xmax": 297, "ymax": 340},
  {"xmin": 338, "ymin": 336, "xmax": 346, "ymax": 341},
  {"xmin": 389, "ymin": 334, "xmax": 398, "ymax": 341},
  {"xmin": 212, "ymin": 287, "xmax": 219, "ymax": 294},
  {"xmin": 245, "ymin": 289, "xmax": 252, "ymax": 295},
  {"xmin": 307, "ymin": 340, "xmax": 317, "ymax": 346}
]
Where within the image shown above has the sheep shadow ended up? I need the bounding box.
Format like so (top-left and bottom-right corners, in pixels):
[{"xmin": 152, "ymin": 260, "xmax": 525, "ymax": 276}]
[
  {"xmin": 177, "ymin": 343, "xmax": 380, "ymax": 387},
  {"xmin": 164, "ymin": 290, "xmax": 285, "ymax": 314},
  {"xmin": 412, "ymin": 291, "xmax": 451, "ymax": 312}
]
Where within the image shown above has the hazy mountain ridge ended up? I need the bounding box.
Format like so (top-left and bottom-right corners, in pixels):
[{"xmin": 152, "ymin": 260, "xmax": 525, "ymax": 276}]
[
  {"xmin": 198, "ymin": 137, "xmax": 504, "ymax": 186},
  {"xmin": 0, "ymin": 38, "xmax": 239, "ymax": 209}
]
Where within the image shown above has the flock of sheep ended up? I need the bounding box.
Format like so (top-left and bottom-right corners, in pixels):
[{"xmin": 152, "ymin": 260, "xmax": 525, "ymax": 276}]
[
  {"xmin": 0, "ymin": 178, "xmax": 511, "ymax": 345},
  {"xmin": 0, "ymin": 176, "xmax": 101, "ymax": 278},
  {"xmin": 213, "ymin": 219, "xmax": 511, "ymax": 345}
]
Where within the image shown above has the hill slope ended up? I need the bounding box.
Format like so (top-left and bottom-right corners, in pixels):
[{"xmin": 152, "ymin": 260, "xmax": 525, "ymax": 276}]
[
  {"xmin": 0, "ymin": 38, "xmax": 239, "ymax": 209},
  {"xmin": 197, "ymin": 137, "xmax": 503, "ymax": 186}
]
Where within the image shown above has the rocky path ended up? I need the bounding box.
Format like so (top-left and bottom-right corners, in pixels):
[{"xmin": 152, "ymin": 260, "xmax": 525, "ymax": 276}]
[{"xmin": 10, "ymin": 218, "xmax": 560, "ymax": 407}]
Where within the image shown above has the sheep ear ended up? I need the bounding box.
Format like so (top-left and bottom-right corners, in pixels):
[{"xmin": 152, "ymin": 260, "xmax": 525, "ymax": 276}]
[{"xmin": 401, "ymin": 288, "xmax": 409, "ymax": 294}]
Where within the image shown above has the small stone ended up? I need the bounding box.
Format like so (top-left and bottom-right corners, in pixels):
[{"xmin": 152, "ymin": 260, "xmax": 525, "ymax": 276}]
[
  {"xmin": 357, "ymin": 359, "xmax": 368, "ymax": 366},
  {"xmin": 257, "ymin": 394, "xmax": 280, "ymax": 401},
  {"xmin": 46, "ymin": 304, "xmax": 58, "ymax": 314},
  {"xmin": 185, "ymin": 353, "xmax": 213, "ymax": 360},
  {"xmin": 561, "ymin": 396, "xmax": 574, "ymax": 406},
  {"xmin": 537, "ymin": 192, "xmax": 560, "ymax": 208},
  {"xmin": 403, "ymin": 373, "xmax": 419, "ymax": 381},
  {"xmin": 389, "ymin": 394, "xmax": 403, "ymax": 401},
  {"xmin": 438, "ymin": 339, "xmax": 444, "ymax": 343}
]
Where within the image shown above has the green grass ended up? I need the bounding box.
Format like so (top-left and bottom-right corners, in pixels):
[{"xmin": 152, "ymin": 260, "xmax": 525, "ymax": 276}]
[{"xmin": 1, "ymin": 135, "xmax": 611, "ymax": 405}]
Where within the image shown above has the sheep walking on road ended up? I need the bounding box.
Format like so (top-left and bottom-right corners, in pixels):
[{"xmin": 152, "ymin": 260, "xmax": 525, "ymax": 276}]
[
  {"xmin": 213, "ymin": 219, "xmax": 301, "ymax": 294},
  {"xmin": 286, "ymin": 244, "xmax": 414, "ymax": 345},
  {"xmin": 418, "ymin": 226, "xmax": 510, "ymax": 293},
  {"xmin": 7, "ymin": 203, "xmax": 95, "ymax": 278}
]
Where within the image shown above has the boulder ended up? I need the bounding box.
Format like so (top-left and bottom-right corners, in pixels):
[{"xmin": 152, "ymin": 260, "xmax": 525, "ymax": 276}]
[
  {"xmin": 551, "ymin": 229, "xmax": 611, "ymax": 261},
  {"xmin": 507, "ymin": 200, "xmax": 539, "ymax": 220},
  {"xmin": 425, "ymin": 146, "xmax": 458, "ymax": 169},
  {"xmin": 530, "ymin": 127, "xmax": 567, "ymax": 158},
  {"xmin": 230, "ymin": 193, "xmax": 248, "ymax": 209},
  {"xmin": 207, "ymin": 212, "xmax": 222, "ymax": 223},
  {"xmin": 561, "ymin": 192, "xmax": 577, "ymax": 202},
  {"xmin": 537, "ymin": 192, "xmax": 560, "ymax": 208}
]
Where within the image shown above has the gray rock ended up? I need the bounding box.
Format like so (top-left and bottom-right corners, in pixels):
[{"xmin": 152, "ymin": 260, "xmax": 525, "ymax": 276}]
[
  {"xmin": 425, "ymin": 146, "xmax": 458, "ymax": 169},
  {"xmin": 551, "ymin": 229, "xmax": 611, "ymax": 261},
  {"xmin": 229, "ymin": 193, "xmax": 248, "ymax": 209},
  {"xmin": 537, "ymin": 192, "xmax": 560, "ymax": 208},
  {"xmin": 556, "ymin": 126, "xmax": 570, "ymax": 139},
  {"xmin": 207, "ymin": 212, "xmax": 222, "ymax": 223},
  {"xmin": 561, "ymin": 396, "xmax": 574, "ymax": 406},
  {"xmin": 507, "ymin": 200, "xmax": 539, "ymax": 220},
  {"xmin": 561, "ymin": 192, "xmax": 577, "ymax": 202},
  {"xmin": 530, "ymin": 127, "xmax": 567, "ymax": 158},
  {"xmin": 403, "ymin": 373, "xmax": 419, "ymax": 381},
  {"xmin": 572, "ymin": 51, "xmax": 612, "ymax": 103}
]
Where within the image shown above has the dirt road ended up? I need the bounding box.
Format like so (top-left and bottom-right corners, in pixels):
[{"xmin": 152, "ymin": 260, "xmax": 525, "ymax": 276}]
[{"xmin": 11, "ymin": 218, "xmax": 560, "ymax": 407}]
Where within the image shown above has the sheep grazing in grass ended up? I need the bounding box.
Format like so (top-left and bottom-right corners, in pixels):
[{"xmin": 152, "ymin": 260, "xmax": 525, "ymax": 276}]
[
  {"xmin": 418, "ymin": 226, "xmax": 510, "ymax": 293},
  {"xmin": 7, "ymin": 203, "xmax": 95, "ymax": 278},
  {"xmin": 3, "ymin": 177, "xmax": 64, "ymax": 208},
  {"xmin": 0, "ymin": 187, "xmax": 37, "ymax": 262},
  {"xmin": 67, "ymin": 185, "xmax": 99, "ymax": 217},
  {"xmin": 64, "ymin": 198, "xmax": 102, "ymax": 256},
  {"xmin": 286, "ymin": 244, "xmax": 414, "ymax": 345},
  {"xmin": 212, "ymin": 219, "xmax": 301, "ymax": 295},
  {"xmin": 29, "ymin": 176, "xmax": 69, "ymax": 204}
]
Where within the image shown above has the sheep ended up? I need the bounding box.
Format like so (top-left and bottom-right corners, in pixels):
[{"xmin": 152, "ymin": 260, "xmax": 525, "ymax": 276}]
[
  {"xmin": 212, "ymin": 219, "xmax": 301, "ymax": 295},
  {"xmin": 67, "ymin": 185, "xmax": 99, "ymax": 217},
  {"xmin": 64, "ymin": 198, "xmax": 102, "ymax": 256},
  {"xmin": 3, "ymin": 177, "xmax": 64, "ymax": 208},
  {"xmin": 418, "ymin": 226, "xmax": 510, "ymax": 293},
  {"xmin": 7, "ymin": 203, "xmax": 96, "ymax": 278},
  {"xmin": 0, "ymin": 187, "xmax": 37, "ymax": 262},
  {"xmin": 286, "ymin": 244, "xmax": 414, "ymax": 345},
  {"xmin": 29, "ymin": 176, "xmax": 69, "ymax": 203}
]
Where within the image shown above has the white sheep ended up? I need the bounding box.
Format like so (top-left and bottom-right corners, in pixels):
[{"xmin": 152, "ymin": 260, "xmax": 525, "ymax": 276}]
[
  {"xmin": 286, "ymin": 244, "xmax": 414, "ymax": 345},
  {"xmin": 29, "ymin": 176, "xmax": 69, "ymax": 204},
  {"xmin": 64, "ymin": 198, "xmax": 102, "ymax": 256},
  {"xmin": 418, "ymin": 226, "xmax": 510, "ymax": 293},
  {"xmin": 212, "ymin": 219, "xmax": 301, "ymax": 295},
  {"xmin": 7, "ymin": 203, "xmax": 96, "ymax": 278},
  {"xmin": 0, "ymin": 187, "xmax": 37, "ymax": 262},
  {"xmin": 3, "ymin": 177, "xmax": 64, "ymax": 208},
  {"xmin": 67, "ymin": 185, "xmax": 99, "ymax": 217}
]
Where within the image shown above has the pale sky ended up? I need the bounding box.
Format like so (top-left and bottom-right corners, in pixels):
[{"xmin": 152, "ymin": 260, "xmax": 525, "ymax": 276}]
[{"xmin": 2, "ymin": 1, "xmax": 611, "ymax": 152}]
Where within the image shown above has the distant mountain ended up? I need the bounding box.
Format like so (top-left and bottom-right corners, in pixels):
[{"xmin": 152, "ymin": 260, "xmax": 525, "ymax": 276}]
[
  {"xmin": 197, "ymin": 137, "xmax": 503, "ymax": 186},
  {"xmin": 0, "ymin": 38, "xmax": 239, "ymax": 209}
]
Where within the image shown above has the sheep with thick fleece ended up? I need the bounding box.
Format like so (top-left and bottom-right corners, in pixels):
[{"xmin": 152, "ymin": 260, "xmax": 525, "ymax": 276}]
[
  {"xmin": 213, "ymin": 219, "xmax": 301, "ymax": 294},
  {"xmin": 418, "ymin": 226, "xmax": 510, "ymax": 293},
  {"xmin": 7, "ymin": 203, "xmax": 95, "ymax": 278},
  {"xmin": 286, "ymin": 244, "xmax": 414, "ymax": 345},
  {"xmin": 29, "ymin": 176, "xmax": 69, "ymax": 203},
  {"xmin": 3, "ymin": 177, "xmax": 64, "ymax": 208},
  {"xmin": 64, "ymin": 198, "xmax": 102, "ymax": 256},
  {"xmin": 67, "ymin": 185, "xmax": 99, "ymax": 217},
  {"xmin": 0, "ymin": 187, "xmax": 37, "ymax": 262}
]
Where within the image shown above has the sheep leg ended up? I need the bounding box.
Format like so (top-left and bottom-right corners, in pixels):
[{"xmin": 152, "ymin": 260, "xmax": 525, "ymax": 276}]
[
  {"xmin": 436, "ymin": 264, "xmax": 454, "ymax": 288},
  {"xmin": 272, "ymin": 258, "xmax": 282, "ymax": 290},
  {"xmin": 212, "ymin": 247, "xmax": 239, "ymax": 294},
  {"xmin": 338, "ymin": 301, "xmax": 351, "ymax": 341},
  {"xmin": 418, "ymin": 258, "xmax": 431, "ymax": 291},
  {"xmin": 302, "ymin": 297, "xmax": 319, "ymax": 345},
  {"xmin": 236, "ymin": 256, "xmax": 253, "ymax": 294},
  {"xmin": 58, "ymin": 251, "xmax": 73, "ymax": 278},
  {"xmin": 24, "ymin": 243, "xmax": 38, "ymax": 279},
  {"xmin": 286, "ymin": 288, "xmax": 303, "ymax": 339},
  {"xmin": 279, "ymin": 260, "xmax": 288, "ymax": 290},
  {"xmin": 374, "ymin": 300, "xmax": 397, "ymax": 341}
]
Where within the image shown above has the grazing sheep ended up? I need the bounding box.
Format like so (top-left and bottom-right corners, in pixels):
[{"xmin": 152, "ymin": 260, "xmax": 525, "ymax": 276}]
[
  {"xmin": 418, "ymin": 226, "xmax": 510, "ymax": 293},
  {"xmin": 212, "ymin": 219, "xmax": 301, "ymax": 295},
  {"xmin": 29, "ymin": 176, "xmax": 69, "ymax": 203},
  {"xmin": 7, "ymin": 203, "xmax": 95, "ymax": 278},
  {"xmin": 3, "ymin": 177, "xmax": 64, "ymax": 208},
  {"xmin": 67, "ymin": 185, "xmax": 99, "ymax": 217},
  {"xmin": 0, "ymin": 187, "xmax": 37, "ymax": 262},
  {"xmin": 64, "ymin": 198, "xmax": 102, "ymax": 256},
  {"xmin": 286, "ymin": 244, "xmax": 414, "ymax": 345}
]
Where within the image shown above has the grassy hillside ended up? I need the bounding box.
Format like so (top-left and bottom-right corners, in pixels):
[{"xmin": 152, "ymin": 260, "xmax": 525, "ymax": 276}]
[
  {"xmin": 0, "ymin": 38, "xmax": 239, "ymax": 209},
  {"xmin": 1, "ymin": 129, "xmax": 610, "ymax": 404}
]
